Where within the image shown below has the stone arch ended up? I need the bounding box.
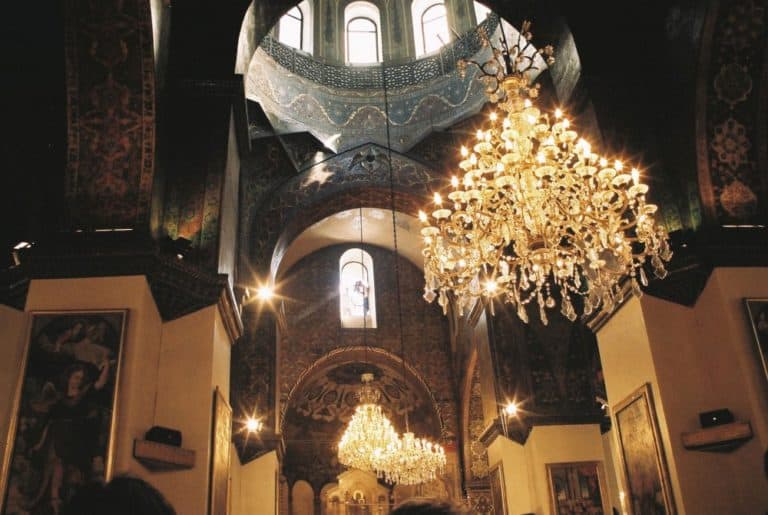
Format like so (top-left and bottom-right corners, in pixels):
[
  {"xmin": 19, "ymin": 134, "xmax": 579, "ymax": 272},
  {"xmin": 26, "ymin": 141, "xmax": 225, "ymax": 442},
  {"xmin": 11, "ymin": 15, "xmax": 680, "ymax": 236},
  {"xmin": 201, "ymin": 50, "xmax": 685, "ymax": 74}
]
[
  {"xmin": 281, "ymin": 345, "xmax": 443, "ymax": 436},
  {"xmin": 280, "ymin": 346, "xmax": 445, "ymax": 489},
  {"xmin": 292, "ymin": 479, "xmax": 315, "ymax": 515},
  {"xmin": 244, "ymin": 143, "xmax": 442, "ymax": 276}
]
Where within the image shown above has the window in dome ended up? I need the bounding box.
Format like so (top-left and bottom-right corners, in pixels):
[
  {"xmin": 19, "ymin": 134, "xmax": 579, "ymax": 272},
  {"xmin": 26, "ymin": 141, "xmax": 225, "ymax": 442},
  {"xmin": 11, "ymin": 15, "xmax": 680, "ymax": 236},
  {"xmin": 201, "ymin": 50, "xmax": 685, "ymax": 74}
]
[
  {"xmin": 473, "ymin": 1, "xmax": 491, "ymax": 24},
  {"xmin": 277, "ymin": 2, "xmax": 312, "ymax": 53},
  {"xmin": 339, "ymin": 248, "xmax": 377, "ymax": 328},
  {"xmin": 413, "ymin": 1, "xmax": 450, "ymax": 56},
  {"xmin": 345, "ymin": 2, "xmax": 382, "ymax": 64}
]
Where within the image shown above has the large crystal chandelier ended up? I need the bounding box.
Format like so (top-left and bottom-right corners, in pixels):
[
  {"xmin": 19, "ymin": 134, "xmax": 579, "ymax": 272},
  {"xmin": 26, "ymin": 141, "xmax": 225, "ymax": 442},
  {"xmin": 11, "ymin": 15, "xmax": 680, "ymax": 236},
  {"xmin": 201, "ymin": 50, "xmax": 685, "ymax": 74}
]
[
  {"xmin": 419, "ymin": 22, "xmax": 672, "ymax": 324},
  {"xmin": 338, "ymin": 373, "xmax": 400, "ymax": 472}
]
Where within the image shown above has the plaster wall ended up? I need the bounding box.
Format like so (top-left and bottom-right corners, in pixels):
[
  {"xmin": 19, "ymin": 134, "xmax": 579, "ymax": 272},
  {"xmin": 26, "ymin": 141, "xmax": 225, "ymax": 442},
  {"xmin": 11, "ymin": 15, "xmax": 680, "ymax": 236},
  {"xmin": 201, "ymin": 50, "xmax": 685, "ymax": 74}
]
[
  {"xmin": 152, "ymin": 304, "xmax": 232, "ymax": 515},
  {"xmin": 488, "ymin": 425, "xmax": 612, "ymax": 515},
  {"xmin": 600, "ymin": 430, "xmax": 622, "ymax": 513},
  {"xmin": 525, "ymin": 424, "xmax": 610, "ymax": 515},
  {"xmin": 597, "ymin": 267, "xmax": 768, "ymax": 515},
  {"xmin": 0, "ymin": 305, "xmax": 27, "ymax": 471},
  {"xmin": 24, "ymin": 276, "xmax": 163, "ymax": 482},
  {"xmin": 487, "ymin": 436, "xmax": 532, "ymax": 515},
  {"xmin": 4, "ymin": 277, "xmax": 235, "ymax": 515},
  {"xmin": 232, "ymin": 450, "xmax": 279, "ymax": 515},
  {"xmin": 218, "ymin": 111, "xmax": 240, "ymax": 287}
]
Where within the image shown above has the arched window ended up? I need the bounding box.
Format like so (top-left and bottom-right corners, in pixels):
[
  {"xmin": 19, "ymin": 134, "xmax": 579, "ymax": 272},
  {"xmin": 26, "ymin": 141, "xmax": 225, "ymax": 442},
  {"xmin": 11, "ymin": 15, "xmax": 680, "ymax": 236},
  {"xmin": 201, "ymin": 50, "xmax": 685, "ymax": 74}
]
[
  {"xmin": 345, "ymin": 2, "xmax": 382, "ymax": 64},
  {"xmin": 277, "ymin": 1, "xmax": 312, "ymax": 53},
  {"xmin": 339, "ymin": 248, "xmax": 377, "ymax": 328},
  {"xmin": 473, "ymin": 1, "xmax": 491, "ymax": 24},
  {"xmin": 412, "ymin": 0, "xmax": 450, "ymax": 56}
]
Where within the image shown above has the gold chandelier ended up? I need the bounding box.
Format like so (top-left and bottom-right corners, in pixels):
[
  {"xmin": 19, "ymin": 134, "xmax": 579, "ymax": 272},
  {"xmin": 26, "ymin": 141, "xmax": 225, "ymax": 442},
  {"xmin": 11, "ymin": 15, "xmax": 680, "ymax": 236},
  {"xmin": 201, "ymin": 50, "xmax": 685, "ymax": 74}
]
[
  {"xmin": 419, "ymin": 22, "xmax": 672, "ymax": 324},
  {"xmin": 338, "ymin": 373, "xmax": 400, "ymax": 472},
  {"xmin": 379, "ymin": 430, "xmax": 446, "ymax": 485}
]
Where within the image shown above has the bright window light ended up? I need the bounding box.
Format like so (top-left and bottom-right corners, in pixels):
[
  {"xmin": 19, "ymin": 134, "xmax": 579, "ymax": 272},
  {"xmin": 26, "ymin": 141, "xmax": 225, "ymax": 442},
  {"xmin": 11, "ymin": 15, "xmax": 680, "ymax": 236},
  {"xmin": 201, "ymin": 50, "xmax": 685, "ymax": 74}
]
[
  {"xmin": 339, "ymin": 248, "xmax": 377, "ymax": 328},
  {"xmin": 345, "ymin": 2, "xmax": 382, "ymax": 64},
  {"xmin": 277, "ymin": 1, "xmax": 312, "ymax": 53},
  {"xmin": 421, "ymin": 3, "xmax": 449, "ymax": 54},
  {"xmin": 278, "ymin": 7, "xmax": 303, "ymax": 49},
  {"xmin": 473, "ymin": 1, "xmax": 491, "ymax": 24},
  {"xmin": 413, "ymin": 0, "xmax": 450, "ymax": 57}
]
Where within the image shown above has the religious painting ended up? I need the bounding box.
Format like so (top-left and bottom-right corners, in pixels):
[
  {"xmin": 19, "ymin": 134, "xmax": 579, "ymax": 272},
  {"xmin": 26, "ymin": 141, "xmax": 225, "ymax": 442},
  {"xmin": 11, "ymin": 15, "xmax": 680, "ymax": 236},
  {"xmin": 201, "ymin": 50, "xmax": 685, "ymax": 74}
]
[
  {"xmin": 546, "ymin": 461, "xmax": 607, "ymax": 514},
  {"xmin": 614, "ymin": 383, "xmax": 675, "ymax": 515},
  {"xmin": 488, "ymin": 462, "xmax": 506, "ymax": 515},
  {"xmin": 745, "ymin": 298, "xmax": 768, "ymax": 384},
  {"xmin": 1, "ymin": 310, "xmax": 127, "ymax": 515},
  {"xmin": 210, "ymin": 387, "xmax": 232, "ymax": 515}
]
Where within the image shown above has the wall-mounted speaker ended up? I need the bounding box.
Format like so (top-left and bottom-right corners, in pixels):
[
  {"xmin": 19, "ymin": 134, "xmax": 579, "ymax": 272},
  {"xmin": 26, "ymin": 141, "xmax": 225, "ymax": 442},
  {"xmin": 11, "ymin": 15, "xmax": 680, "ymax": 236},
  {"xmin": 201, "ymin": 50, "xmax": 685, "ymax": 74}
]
[
  {"xmin": 145, "ymin": 426, "xmax": 182, "ymax": 447},
  {"xmin": 699, "ymin": 408, "xmax": 734, "ymax": 428}
]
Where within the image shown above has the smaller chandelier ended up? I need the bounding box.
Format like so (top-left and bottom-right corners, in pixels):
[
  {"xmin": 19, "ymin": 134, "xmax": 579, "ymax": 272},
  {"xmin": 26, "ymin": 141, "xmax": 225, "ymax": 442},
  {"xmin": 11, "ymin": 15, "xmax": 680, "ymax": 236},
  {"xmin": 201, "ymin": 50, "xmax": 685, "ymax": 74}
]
[
  {"xmin": 419, "ymin": 22, "xmax": 672, "ymax": 324},
  {"xmin": 338, "ymin": 373, "xmax": 400, "ymax": 472},
  {"xmin": 378, "ymin": 430, "xmax": 446, "ymax": 486}
]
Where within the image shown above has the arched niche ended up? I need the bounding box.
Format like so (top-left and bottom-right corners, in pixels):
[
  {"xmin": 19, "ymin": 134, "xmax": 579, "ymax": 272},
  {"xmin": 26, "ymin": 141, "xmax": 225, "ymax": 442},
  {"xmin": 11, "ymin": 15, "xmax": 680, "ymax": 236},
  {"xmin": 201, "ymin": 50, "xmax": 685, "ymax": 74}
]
[
  {"xmin": 292, "ymin": 479, "xmax": 315, "ymax": 515},
  {"xmin": 280, "ymin": 346, "xmax": 443, "ymax": 489}
]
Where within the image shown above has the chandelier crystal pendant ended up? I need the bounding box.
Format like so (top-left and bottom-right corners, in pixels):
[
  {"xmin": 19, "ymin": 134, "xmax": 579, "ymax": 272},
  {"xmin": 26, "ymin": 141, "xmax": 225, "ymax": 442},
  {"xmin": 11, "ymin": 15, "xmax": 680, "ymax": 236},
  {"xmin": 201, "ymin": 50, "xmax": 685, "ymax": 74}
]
[
  {"xmin": 379, "ymin": 430, "xmax": 447, "ymax": 485},
  {"xmin": 338, "ymin": 373, "xmax": 400, "ymax": 472},
  {"xmin": 419, "ymin": 23, "xmax": 672, "ymax": 324}
]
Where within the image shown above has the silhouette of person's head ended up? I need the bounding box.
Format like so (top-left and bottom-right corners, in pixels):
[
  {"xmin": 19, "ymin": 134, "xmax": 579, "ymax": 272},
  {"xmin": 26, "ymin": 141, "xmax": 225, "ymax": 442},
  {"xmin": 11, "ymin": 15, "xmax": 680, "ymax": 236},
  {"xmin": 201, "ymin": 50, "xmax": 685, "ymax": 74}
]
[
  {"xmin": 62, "ymin": 475, "xmax": 175, "ymax": 515},
  {"xmin": 391, "ymin": 498, "xmax": 464, "ymax": 515}
]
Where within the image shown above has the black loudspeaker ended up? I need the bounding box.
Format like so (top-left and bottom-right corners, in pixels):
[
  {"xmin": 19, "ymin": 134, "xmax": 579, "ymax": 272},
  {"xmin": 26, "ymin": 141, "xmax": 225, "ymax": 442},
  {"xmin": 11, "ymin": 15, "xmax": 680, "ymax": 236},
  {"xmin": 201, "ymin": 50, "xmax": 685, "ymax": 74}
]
[
  {"xmin": 145, "ymin": 426, "xmax": 182, "ymax": 447},
  {"xmin": 699, "ymin": 408, "xmax": 734, "ymax": 428}
]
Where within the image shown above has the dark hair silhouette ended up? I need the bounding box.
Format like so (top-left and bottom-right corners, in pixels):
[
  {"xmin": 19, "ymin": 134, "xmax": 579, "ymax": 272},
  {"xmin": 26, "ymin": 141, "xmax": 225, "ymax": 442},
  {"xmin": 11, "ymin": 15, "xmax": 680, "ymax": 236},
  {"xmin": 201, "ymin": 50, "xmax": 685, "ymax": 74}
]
[
  {"xmin": 391, "ymin": 498, "xmax": 465, "ymax": 515},
  {"xmin": 62, "ymin": 475, "xmax": 175, "ymax": 515}
]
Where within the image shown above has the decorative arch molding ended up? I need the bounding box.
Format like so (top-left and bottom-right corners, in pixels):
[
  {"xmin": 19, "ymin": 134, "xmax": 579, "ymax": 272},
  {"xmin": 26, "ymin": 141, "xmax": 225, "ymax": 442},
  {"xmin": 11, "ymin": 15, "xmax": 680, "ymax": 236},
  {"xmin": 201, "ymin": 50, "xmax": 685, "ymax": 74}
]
[
  {"xmin": 280, "ymin": 345, "xmax": 444, "ymax": 438},
  {"xmin": 241, "ymin": 143, "xmax": 440, "ymax": 275},
  {"xmin": 695, "ymin": 0, "xmax": 768, "ymax": 226}
]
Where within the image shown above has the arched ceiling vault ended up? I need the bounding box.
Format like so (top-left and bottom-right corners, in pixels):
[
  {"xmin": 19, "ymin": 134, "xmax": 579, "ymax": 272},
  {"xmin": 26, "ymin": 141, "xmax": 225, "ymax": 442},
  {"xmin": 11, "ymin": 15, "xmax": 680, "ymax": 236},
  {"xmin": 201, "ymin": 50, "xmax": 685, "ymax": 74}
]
[{"xmin": 276, "ymin": 207, "xmax": 424, "ymax": 280}]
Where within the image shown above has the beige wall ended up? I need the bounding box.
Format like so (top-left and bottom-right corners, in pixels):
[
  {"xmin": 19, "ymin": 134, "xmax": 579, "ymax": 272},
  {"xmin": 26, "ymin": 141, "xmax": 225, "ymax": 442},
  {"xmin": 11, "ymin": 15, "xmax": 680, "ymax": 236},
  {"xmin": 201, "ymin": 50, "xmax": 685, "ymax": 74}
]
[
  {"xmin": 0, "ymin": 277, "xmax": 236, "ymax": 515},
  {"xmin": 600, "ymin": 430, "xmax": 622, "ymax": 512},
  {"xmin": 597, "ymin": 267, "xmax": 768, "ymax": 515},
  {"xmin": 232, "ymin": 450, "xmax": 279, "ymax": 515},
  {"xmin": 25, "ymin": 276, "xmax": 164, "ymax": 481},
  {"xmin": 487, "ymin": 424, "xmax": 610, "ymax": 515},
  {"xmin": 0, "ymin": 304, "xmax": 27, "ymax": 480},
  {"xmin": 152, "ymin": 304, "xmax": 233, "ymax": 515},
  {"xmin": 487, "ymin": 435, "xmax": 532, "ymax": 515},
  {"xmin": 526, "ymin": 424, "xmax": 611, "ymax": 515}
]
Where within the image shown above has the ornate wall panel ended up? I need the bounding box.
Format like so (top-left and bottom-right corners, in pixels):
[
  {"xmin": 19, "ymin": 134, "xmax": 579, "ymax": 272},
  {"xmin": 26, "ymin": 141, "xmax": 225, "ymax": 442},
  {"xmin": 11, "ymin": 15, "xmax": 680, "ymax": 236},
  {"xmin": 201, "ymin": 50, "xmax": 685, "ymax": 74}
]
[
  {"xmin": 246, "ymin": 46, "xmax": 488, "ymax": 154},
  {"xmin": 697, "ymin": 0, "xmax": 768, "ymax": 224},
  {"xmin": 467, "ymin": 365, "xmax": 490, "ymax": 481},
  {"xmin": 64, "ymin": 0, "xmax": 156, "ymax": 230}
]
